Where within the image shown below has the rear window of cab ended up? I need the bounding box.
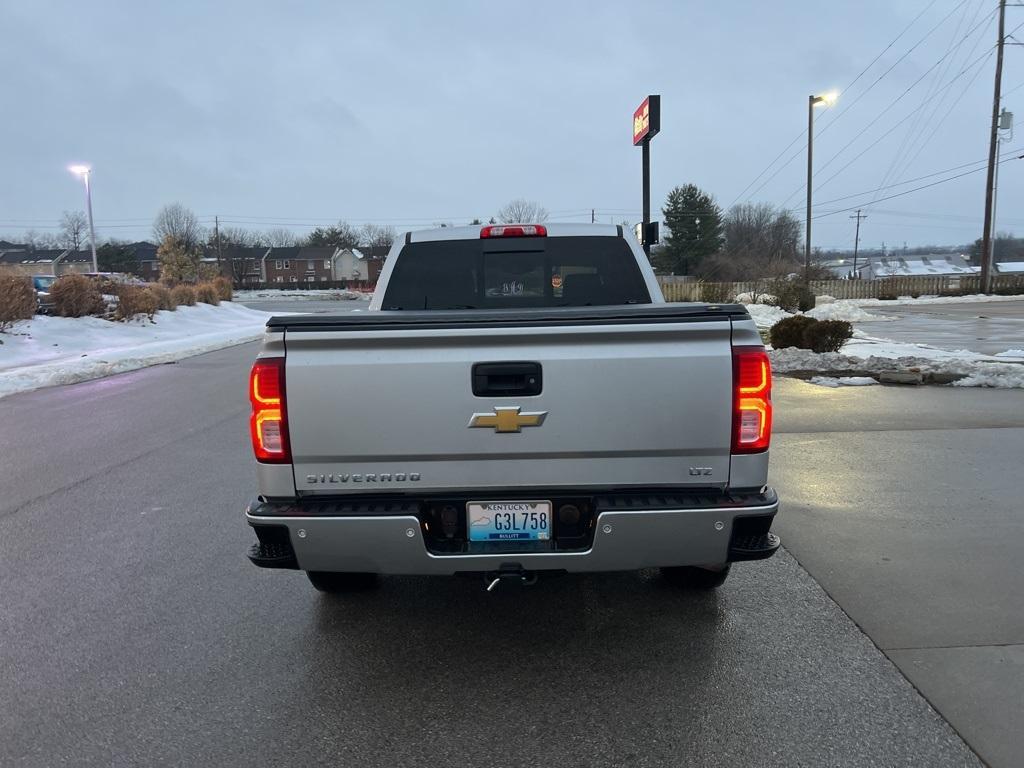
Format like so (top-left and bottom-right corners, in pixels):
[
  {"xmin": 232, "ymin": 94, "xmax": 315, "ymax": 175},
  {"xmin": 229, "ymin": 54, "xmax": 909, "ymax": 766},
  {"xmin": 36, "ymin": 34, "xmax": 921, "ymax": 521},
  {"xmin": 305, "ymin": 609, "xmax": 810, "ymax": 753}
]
[{"xmin": 381, "ymin": 236, "xmax": 651, "ymax": 310}]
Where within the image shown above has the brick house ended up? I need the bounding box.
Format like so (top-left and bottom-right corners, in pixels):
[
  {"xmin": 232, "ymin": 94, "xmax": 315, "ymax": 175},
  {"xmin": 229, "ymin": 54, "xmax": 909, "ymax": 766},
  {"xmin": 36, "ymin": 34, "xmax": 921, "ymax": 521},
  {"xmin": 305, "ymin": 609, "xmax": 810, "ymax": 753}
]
[
  {"xmin": 262, "ymin": 246, "xmax": 336, "ymax": 284},
  {"xmin": 127, "ymin": 242, "xmax": 160, "ymax": 281}
]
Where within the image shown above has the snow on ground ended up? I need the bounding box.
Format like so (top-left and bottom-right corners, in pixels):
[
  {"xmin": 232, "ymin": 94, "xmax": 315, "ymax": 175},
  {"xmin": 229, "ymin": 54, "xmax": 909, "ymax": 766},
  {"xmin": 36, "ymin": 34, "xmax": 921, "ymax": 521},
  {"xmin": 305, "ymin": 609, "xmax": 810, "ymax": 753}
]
[
  {"xmin": 808, "ymin": 376, "xmax": 879, "ymax": 388},
  {"xmin": 0, "ymin": 302, "xmax": 275, "ymax": 399},
  {"xmin": 770, "ymin": 330, "xmax": 1024, "ymax": 388},
  {"xmin": 745, "ymin": 304, "xmax": 793, "ymax": 328},
  {"xmin": 852, "ymin": 293, "xmax": 1024, "ymax": 307},
  {"xmin": 742, "ymin": 292, "xmax": 1024, "ymax": 328},
  {"xmin": 805, "ymin": 300, "xmax": 894, "ymax": 322},
  {"xmin": 234, "ymin": 288, "xmax": 369, "ymax": 301}
]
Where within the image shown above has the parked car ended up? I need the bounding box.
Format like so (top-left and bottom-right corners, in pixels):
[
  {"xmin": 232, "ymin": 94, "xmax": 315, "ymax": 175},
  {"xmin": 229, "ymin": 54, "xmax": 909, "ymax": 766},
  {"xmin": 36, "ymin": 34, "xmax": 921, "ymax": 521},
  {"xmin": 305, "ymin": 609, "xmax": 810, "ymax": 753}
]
[
  {"xmin": 32, "ymin": 275, "xmax": 56, "ymax": 314},
  {"xmin": 243, "ymin": 223, "xmax": 779, "ymax": 593}
]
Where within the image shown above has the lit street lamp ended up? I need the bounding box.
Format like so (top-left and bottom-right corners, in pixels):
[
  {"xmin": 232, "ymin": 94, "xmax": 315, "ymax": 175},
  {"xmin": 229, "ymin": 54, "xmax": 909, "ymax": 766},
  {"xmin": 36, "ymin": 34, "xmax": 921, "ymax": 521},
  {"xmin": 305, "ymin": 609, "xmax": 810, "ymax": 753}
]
[
  {"xmin": 69, "ymin": 164, "xmax": 98, "ymax": 273},
  {"xmin": 805, "ymin": 92, "xmax": 837, "ymax": 287}
]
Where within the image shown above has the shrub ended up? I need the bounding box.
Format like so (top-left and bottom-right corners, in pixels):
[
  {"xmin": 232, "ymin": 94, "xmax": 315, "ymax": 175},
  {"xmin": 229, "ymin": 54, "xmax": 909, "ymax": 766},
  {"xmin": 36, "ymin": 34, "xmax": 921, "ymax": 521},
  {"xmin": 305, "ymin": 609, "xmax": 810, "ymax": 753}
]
[
  {"xmin": 769, "ymin": 315, "xmax": 816, "ymax": 349},
  {"xmin": 212, "ymin": 276, "xmax": 233, "ymax": 302},
  {"xmin": 797, "ymin": 289, "xmax": 816, "ymax": 312},
  {"xmin": 764, "ymin": 279, "xmax": 805, "ymax": 312},
  {"xmin": 114, "ymin": 285, "xmax": 159, "ymax": 321},
  {"xmin": 801, "ymin": 319, "xmax": 853, "ymax": 353},
  {"xmin": 172, "ymin": 284, "xmax": 197, "ymax": 306},
  {"xmin": 195, "ymin": 282, "xmax": 220, "ymax": 305},
  {"xmin": 148, "ymin": 283, "xmax": 175, "ymax": 311},
  {"xmin": 50, "ymin": 274, "xmax": 104, "ymax": 317},
  {"xmin": 0, "ymin": 273, "xmax": 36, "ymax": 332},
  {"xmin": 159, "ymin": 276, "xmax": 179, "ymax": 289},
  {"xmin": 698, "ymin": 281, "xmax": 731, "ymax": 303},
  {"xmin": 876, "ymin": 290, "xmax": 898, "ymax": 301}
]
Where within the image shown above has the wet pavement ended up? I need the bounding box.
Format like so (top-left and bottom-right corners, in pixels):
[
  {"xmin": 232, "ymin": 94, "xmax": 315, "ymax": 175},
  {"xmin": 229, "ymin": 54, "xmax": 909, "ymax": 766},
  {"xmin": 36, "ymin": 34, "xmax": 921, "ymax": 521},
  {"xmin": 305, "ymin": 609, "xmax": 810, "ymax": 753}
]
[{"xmin": 859, "ymin": 300, "xmax": 1024, "ymax": 354}]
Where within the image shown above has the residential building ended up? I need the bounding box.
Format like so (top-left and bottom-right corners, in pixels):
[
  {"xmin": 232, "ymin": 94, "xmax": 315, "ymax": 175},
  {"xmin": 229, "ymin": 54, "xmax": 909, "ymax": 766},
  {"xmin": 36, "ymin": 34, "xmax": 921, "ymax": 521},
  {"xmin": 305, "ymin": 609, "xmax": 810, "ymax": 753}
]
[{"xmin": 0, "ymin": 248, "xmax": 93, "ymax": 276}]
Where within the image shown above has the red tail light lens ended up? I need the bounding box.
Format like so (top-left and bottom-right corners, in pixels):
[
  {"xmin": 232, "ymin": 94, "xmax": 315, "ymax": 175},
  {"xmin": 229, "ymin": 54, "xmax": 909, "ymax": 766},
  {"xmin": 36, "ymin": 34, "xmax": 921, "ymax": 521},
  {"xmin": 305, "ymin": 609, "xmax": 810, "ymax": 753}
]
[
  {"xmin": 732, "ymin": 346, "xmax": 772, "ymax": 453},
  {"xmin": 480, "ymin": 224, "xmax": 547, "ymax": 238},
  {"xmin": 249, "ymin": 357, "xmax": 291, "ymax": 463}
]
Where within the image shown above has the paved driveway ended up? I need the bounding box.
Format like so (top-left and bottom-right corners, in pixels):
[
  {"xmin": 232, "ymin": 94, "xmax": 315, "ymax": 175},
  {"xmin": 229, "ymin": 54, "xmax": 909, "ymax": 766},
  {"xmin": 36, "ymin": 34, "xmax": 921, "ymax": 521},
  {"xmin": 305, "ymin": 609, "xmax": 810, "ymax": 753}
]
[
  {"xmin": 0, "ymin": 345, "xmax": 981, "ymax": 767},
  {"xmin": 859, "ymin": 299, "xmax": 1024, "ymax": 354}
]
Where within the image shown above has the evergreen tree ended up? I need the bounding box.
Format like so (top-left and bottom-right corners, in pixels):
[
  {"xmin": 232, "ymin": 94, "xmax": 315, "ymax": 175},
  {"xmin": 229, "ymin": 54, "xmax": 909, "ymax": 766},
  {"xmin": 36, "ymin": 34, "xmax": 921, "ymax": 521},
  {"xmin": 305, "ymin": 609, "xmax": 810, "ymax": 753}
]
[{"xmin": 658, "ymin": 185, "xmax": 723, "ymax": 274}]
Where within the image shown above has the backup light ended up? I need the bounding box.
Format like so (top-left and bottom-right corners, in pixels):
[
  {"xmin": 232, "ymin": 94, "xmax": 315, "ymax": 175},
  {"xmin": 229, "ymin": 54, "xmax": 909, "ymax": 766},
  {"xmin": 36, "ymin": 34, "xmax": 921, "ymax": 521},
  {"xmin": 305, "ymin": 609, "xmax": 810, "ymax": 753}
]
[{"xmin": 480, "ymin": 224, "xmax": 547, "ymax": 238}]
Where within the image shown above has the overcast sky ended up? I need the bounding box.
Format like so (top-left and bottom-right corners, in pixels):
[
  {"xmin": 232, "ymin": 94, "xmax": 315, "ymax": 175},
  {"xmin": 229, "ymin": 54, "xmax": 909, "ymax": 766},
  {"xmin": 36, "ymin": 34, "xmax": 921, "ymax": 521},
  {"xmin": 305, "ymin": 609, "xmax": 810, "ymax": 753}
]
[{"xmin": 1, "ymin": 0, "xmax": 1020, "ymax": 249}]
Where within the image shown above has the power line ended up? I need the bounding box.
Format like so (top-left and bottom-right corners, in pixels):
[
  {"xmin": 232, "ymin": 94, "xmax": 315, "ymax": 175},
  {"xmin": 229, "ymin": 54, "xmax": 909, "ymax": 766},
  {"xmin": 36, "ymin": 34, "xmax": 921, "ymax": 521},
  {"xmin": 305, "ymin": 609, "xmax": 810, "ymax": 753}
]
[
  {"xmin": 872, "ymin": 0, "xmax": 989, "ymax": 197},
  {"xmin": 814, "ymin": 151, "xmax": 1024, "ymax": 219},
  {"xmin": 727, "ymin": 0, "xmax": 946, "ymax": 206},
  {"xmin": 781, "ymin": 5, "xmax": 1000, "ymax": 208},
  {"xmin": 783, "ymin": 44, "xmax": 996, "ymax": 207}
]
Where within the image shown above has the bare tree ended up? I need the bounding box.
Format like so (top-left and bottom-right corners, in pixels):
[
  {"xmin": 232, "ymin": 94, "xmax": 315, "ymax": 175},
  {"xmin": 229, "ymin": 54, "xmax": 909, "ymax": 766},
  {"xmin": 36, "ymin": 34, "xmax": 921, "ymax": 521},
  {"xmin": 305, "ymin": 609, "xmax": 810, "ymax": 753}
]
[
  {"xmin": 496, "ymin": 199, "xmax": 549, "ymax": 224},
  {"xmin": 153, "ymin": 203, "xmax": 203, "ymax": 251},
  {"xmin": 58, "ymin": 210, "xmax": 88, "ymax": 251},
  {"xmin": 699, "ymin": 203, "xmax": 802, "ymax": 281},
  {"xmin": 264, "ymin": 227, "xmax": 299, "ymax": 247},
  {"xmin": 23, "ymin": 229, "xmax": 58, "ymax": 250},
  {"xmin": 359, "ymin": 223, "xmax": 396, "ymax": 250}
]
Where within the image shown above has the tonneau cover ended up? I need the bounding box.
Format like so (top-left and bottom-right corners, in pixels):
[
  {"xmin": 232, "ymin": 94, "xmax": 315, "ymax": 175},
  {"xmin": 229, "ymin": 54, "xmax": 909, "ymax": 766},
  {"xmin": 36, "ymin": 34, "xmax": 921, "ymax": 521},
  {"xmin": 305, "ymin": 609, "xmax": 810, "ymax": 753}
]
[{"xmin": 267, "ymin": 303, "xmax": 750, "ymax": 332}]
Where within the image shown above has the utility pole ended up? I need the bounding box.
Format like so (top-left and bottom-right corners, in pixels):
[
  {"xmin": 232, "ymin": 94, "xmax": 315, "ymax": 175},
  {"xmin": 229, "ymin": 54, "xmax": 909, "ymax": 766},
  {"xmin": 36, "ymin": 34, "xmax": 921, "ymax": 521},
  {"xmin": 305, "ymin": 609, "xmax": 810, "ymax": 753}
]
[
  {"xmin": 850, "ymin": 209, "xmax": 866, "ymax": 278},
  {"xmin": 980, "ymin": 0, "xmax": 1007, "ymax": 294},
  {"xmin": 591, "ymin": 208, "xmax": 595, "ymax": 224}
]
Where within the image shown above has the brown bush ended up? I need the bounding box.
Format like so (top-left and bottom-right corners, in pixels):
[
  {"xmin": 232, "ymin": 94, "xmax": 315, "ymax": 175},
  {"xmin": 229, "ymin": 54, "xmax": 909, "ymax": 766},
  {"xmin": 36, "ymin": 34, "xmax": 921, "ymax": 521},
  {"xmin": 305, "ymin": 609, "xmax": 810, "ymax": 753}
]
[
  {"xmin": 195, "ymin": 282, "xmax": 220, "ymax": 305},
  {"xmin": 159, "ymin": 276, "xmax": 180, "ymax": 289},
  {"xmin": 114, "ymin": 285, "xmax": 159, "ymax": 321},
  {"xmin": 768, "ymin": 315, "xmax": 816, "ymax": 349},
  {"xmin": 212, "ymin": 276, "xmax": 233, "ymax": 302},
  {"xmin": 171, "ymin": 285, "xmax": 196, "ymax": 306},
  {"xmin": 50, "ymin": 274, "xmax": 104, "ymax": 317},
  {"xmin": 763, "ymin": 279, "xmax": 808, "ymax": 312},
  {"xmin": 698, "ymin": 281, "xmax": 731, "ymax": 303},
  {"xmin": 148, "ymin": 283, "xmax": 175, "ymax": 311},
  {"xmin": 0, "ymin": 273, "xmax": 36, "ymax": 331}
]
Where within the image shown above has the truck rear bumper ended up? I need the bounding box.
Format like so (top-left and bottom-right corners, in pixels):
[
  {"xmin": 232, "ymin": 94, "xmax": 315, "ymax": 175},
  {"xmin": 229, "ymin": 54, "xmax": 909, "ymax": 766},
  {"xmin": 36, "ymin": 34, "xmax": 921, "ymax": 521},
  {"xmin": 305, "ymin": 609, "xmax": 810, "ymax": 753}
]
[{"xmin": 245, "ymin": 489, "xmax": 780, "ymax": 575}]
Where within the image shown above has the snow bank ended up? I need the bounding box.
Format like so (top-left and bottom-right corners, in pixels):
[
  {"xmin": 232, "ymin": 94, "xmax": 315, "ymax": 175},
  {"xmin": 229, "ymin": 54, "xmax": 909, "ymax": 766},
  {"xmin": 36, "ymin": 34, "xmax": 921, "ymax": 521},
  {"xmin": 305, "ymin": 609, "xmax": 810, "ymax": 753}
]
[
  {"xmin": 235, "ymin": 288, "xmax": 369, "ymax": 301},
  {"xmin": 808, "ymin": 376, "xmax": 879, "ymax": 388},
  {"xmin": 770, "ymin": 333, "xmax": 1024, "ymax": 388},
  {"xmin": 805, "ymin": 300, "xmax": 894, "ymax": 322},
  {"xmin": 852, "ymin": 293, "xmax": 1024, "ymax": 307},
  {"xmin": 0, "ymin": 303, "xmax": 274, "ymax": 399},
  {"xmin": 745, "ymin": 304, "xmax": 792, "ymax": 328}
]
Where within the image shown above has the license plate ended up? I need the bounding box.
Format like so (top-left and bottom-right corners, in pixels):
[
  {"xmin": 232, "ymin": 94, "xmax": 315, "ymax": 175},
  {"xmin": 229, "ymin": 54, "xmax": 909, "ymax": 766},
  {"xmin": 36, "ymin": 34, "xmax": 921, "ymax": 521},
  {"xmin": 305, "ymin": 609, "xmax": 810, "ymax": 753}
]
[{"xmin": 467, "ymin": 501, "xmax": 551, "ymax": 542}]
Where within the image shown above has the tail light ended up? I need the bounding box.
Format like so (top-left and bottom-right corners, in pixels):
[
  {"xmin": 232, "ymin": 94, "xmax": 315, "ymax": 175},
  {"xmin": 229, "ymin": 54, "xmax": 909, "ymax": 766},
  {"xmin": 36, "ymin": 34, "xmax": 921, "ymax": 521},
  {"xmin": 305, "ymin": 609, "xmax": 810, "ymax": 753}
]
[
  {"xmin": 249, "ymin": 357, "xmax": 291, "ymax": 463},
  {"xmin": 732, "ymin": 346, "xmax": 772, "ymax": 453},
  {"xmin": 480, "ymin": 224, "xmax": 547, "ymax": 238}
]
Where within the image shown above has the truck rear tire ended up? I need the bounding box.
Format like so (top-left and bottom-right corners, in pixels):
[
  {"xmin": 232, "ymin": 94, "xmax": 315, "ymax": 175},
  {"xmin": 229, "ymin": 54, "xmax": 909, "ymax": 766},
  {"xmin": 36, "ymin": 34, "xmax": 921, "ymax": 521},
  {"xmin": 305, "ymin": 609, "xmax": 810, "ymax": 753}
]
[
  {"xmin": 660, "ymin": 564, "xmax": 731, "ymax": 589},
  {"xmin": 306, "ymin": 571, "xmax": 378, "ymax": 593}
]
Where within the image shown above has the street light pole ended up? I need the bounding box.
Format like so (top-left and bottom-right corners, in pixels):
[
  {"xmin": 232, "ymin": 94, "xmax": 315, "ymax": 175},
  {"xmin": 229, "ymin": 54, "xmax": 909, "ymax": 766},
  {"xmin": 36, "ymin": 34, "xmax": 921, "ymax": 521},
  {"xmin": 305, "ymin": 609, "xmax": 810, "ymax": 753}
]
[
  {"xmin": 70, "ymin": 165, "xmax": 98, "ymax": 272},
  {"xmin": 805, "ymin": 94, "xmax": 816, "ymax": 287},
  {"xmin": 805, "ymin": 92, "xmax": 836, "ymax": 289},
  {"xmin": 82, "ymin": 170, "xmax": 98, "ymax": 273}
]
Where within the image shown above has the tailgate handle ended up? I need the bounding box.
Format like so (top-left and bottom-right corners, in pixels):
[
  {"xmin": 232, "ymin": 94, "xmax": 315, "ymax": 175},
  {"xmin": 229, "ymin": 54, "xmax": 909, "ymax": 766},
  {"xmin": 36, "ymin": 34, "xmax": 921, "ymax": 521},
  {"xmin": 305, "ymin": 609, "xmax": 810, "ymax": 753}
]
[{"xmin": 472, "ymin": 362, "xmax": 542, "ymax": 397}]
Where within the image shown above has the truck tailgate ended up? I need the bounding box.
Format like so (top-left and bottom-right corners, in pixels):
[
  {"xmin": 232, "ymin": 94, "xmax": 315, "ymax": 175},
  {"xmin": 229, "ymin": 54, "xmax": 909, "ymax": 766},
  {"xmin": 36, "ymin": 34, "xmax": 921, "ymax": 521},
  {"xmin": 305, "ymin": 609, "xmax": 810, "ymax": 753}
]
[{"xmin": 281, "ymin": 309, "xmax": 737, "ymax": 494}]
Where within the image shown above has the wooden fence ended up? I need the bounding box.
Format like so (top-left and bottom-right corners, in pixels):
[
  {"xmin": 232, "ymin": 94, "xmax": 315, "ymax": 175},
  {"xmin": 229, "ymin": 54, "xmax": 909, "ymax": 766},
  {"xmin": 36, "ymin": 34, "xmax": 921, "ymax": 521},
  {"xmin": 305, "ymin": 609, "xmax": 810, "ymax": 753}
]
[{"xmin": 657, "ymin": 275, "xmax": 1024, "ymax": 303}]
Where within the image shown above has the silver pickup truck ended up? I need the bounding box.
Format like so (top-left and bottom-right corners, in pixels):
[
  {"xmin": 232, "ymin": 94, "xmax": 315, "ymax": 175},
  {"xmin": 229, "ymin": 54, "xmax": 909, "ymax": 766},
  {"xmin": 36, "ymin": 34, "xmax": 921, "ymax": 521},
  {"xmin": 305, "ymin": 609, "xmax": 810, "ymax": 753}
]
[{"xmin": 244, "ymin": 223, "xmax": 779, "ymax": 592}]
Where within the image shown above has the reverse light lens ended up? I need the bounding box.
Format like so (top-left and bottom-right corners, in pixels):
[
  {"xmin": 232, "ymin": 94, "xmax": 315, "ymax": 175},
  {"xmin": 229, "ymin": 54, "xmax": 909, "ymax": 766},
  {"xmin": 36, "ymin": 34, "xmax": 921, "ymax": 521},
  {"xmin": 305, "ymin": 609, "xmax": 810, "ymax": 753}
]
[
  {"xmin": 480, "ymin": 224, "xmax": 547, "ymax": 238},
  {"xmin": 249, "ymin": 358, "xmax": 291, "ymax": 463},
  {"xmin": 732, "ymin": 347, "xmax": 772, "ymax": 453}
]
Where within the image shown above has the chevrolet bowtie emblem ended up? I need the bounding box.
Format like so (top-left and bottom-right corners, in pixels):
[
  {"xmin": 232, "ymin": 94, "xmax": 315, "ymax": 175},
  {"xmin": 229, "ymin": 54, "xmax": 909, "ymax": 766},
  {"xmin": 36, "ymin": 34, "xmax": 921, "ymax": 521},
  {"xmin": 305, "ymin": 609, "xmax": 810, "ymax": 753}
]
[{"xmin": 468, "ymin": 406, "xmax": 548, "ymax": 433}]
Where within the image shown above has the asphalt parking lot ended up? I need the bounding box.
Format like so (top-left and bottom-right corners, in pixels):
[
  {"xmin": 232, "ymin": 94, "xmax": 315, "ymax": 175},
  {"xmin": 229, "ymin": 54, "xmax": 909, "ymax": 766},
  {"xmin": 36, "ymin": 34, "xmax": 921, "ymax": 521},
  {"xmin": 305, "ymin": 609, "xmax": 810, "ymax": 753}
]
[
  {"xmin": 1, "ymin": 341, "xmax": 1020, "ymax": 766},
  {"xmin": 858, "ymin": 299, "xmax": 1024, "ymax": 354}
]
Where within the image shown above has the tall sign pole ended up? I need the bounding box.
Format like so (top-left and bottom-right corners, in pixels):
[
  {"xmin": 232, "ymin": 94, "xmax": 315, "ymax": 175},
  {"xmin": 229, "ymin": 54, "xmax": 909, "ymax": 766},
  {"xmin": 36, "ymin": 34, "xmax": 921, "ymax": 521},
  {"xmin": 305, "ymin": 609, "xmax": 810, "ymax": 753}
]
[
  {"xmin": 980, "ymin": 0, "xmax": 1006, "ymax": 294},
  {"xmin": 633, "ymin": 95, "xmax": 660, "ymax": 256}
]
